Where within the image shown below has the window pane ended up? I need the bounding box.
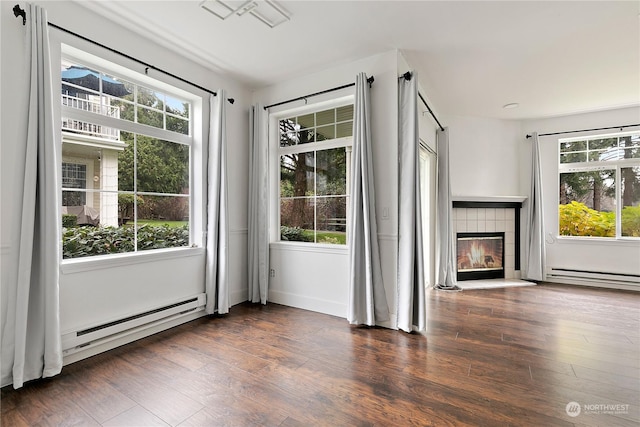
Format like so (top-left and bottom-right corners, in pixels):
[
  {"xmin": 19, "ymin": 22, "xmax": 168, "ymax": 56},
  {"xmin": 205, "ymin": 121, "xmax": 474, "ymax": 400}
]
[
  {"xmin": 621, "ymin": 136, "xmax": 640, "ymax": 159},
  {"xmin": 136, "ymin": 138, "xmax": 189, "ymax": 194},
  {"xmin": 298, "ymin": 128, "xmax": 315, "ymax": 144},
  {"xmin": 316, "ymin": 125, "xmax": 335, "ymax": 141},
  {"xmin": 316, "ymin": 196, "xmax": 347, "ymax": 245},
  {"xmin": 559, "ymin": 170, "xmax": 616, "ymax": 237},
  {"xmin": 280, "ymin": 152, "xmax": 315, "ymax": 197},
  {"xmin": 297, "ymin": 113, "xmax": 315, "ymax": 130},
  {"xmin": 279, "ymin": 118, "xmax": 299, "ymax": 147},
  {"xmin": 167, "ymin": 115, "xmax": 189, "ymax": 135},
  {"xmin": 62, "ymin": 193, "xmax": 135, "ymax": 259},
  {"xmin": 560, "ymin": 152, "xmax": 587, "ymax": 164},
  {"xmin": 135, "ymin": 195, "xmax": 189, "ymax": 251},
  {"xmin": 336, "ymin": 105, "xmax": 354, "ymax": 122},
  {"xmin": 138, "ymin": 86, "xmax": 164, "ymax": 110},
  {"xmin": 137, "ymin": 106, "xmax": 164, "ymax": 129},
  {"xmin": 336, "ymin": 121, "xmax": 353, "ymax": 138},
  {"xmin": 621, "ymin": 166, "xmax": 640, "ymax": 237},
  {"xmin": 165, "ymin": 95, "xmax": 189, "ymax": 118},
  {"xmin": 588, "ymin": 138, "xmax": 617, "ymax": 151},
  {"xmin": 316, "ymin": 148, "xmax": 346, "ymax": 196},
  {"xmin": 280, "ymin": 197, "xmax": 314, "ymax": 242},
  {"xmin": 560, "ymin": 140, "xmax": 586, "ymax": 153},
  {"xmin": 316, "ymin": 109, "xmax": 334, "ymax": 126}
]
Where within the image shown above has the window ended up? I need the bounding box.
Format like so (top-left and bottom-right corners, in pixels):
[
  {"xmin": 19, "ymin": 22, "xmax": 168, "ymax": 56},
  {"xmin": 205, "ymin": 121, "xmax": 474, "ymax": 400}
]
[
  {"xmin": 60, "ymin": 51, "xmax": 195, "ymax": 259},
  {"xmin": 278, "ymin": 104, "xmax": 353, "ymax": 244},
  {"xmin": 558, "ymin": 132, "xmax": 640, "ymax": 238},
  {"xmin": 62, "ymin": 162, "xmax": 87, "ymax": 206}
]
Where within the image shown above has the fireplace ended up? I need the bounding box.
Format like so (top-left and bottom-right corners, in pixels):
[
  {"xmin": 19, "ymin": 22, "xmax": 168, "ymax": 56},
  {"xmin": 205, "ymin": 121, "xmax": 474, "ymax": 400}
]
[{"xmin": 456, "ymin": 232, "xmax": 505, "ymax": 281}]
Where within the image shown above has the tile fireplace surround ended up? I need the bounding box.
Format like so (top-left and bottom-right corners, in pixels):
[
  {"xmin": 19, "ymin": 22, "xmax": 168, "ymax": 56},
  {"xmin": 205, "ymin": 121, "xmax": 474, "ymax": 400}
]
[{"xmin": 452, "ymin": 196, "xmax": 527, "ymax": 280}]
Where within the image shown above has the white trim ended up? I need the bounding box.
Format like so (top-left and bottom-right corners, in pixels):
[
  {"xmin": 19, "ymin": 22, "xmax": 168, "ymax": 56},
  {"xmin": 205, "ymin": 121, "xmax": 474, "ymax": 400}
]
[
  {"xmin": 61, "ymin": 247, "xmax": 204, "ymax": 274},
  {"xmin": 270, "ymin": 241, "xmax": 348, "ymax": 255},
  {"xmin": 268, "ymin": 289, "xmax": 346, "ymax": 318}
]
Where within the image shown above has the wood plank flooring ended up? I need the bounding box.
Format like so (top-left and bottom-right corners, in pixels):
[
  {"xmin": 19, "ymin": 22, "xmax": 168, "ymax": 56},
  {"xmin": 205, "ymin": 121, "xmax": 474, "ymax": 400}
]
[{"xmin": 2, "ymin": 283, "xmax": 639, "ymax": 426}]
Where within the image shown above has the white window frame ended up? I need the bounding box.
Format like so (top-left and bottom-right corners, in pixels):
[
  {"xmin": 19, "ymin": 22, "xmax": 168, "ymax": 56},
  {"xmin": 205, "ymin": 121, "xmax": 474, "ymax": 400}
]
[
  {"xmin": 269, "ymin": 96, "xmax": 354, "ymax": 248},
  {"xmin": 51, "ymin": 34, "xmax": 205, "ymax": 268},
  {"xmin": 558, "ymin": 131, "xmax": 640, "ymax": 240}
]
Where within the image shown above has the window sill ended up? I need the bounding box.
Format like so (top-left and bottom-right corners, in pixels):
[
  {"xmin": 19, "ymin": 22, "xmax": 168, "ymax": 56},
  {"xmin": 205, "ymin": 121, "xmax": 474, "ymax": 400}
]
[
  {"xmin": 61, "ymin": 246, "xmax": 205, "ymax": 274},
  {"xmin": 270, "ymin": 241, "xmax": 348, "ymax": 255},
  {"xmin": 553, "ymin": 236, "xmax": 640, "ymax": 247}
]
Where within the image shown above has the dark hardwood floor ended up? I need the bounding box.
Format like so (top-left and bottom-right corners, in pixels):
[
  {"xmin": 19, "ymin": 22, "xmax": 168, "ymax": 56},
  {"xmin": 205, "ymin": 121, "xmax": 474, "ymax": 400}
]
[{"xmin": 2, "ymin": 283, "xmax": 639, "ymax": 426}]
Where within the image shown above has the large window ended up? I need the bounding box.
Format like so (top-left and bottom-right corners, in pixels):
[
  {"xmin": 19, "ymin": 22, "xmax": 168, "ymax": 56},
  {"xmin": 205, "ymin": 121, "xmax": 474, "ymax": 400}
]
[
  {"xmin": 278, "ymin": 104, "xmax": 353, "ymax": 244},
  {"xmin": 60, "ymin": 51, "xmax": 194, "ymax": 259},
  {"xmin": 558, "ymin": 132, "xmax": 640, "ymax": 238}
]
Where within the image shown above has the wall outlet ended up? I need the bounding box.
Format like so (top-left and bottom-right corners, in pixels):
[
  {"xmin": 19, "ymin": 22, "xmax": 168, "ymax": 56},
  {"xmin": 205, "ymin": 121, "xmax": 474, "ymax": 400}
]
[{"xmin": 270, "ymin": 269, "xmax": 275, "ymax": 278}]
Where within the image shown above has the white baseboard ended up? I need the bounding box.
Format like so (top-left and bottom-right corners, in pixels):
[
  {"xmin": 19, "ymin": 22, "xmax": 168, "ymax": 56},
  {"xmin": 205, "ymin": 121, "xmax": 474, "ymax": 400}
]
[
  {"xmin": 545, "ymin": 277, "xmax": 640, "ymax": 292},
  {"xmin": 268, "ymin": 290, "xmax": 346, "ymax": 319}
]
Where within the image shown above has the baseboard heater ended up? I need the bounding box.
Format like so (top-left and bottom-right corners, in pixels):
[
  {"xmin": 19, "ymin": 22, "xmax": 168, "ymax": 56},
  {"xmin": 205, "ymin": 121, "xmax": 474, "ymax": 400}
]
[
  {"xmin": 62, "ymin": 293, "xmax": 206, "ymax": 355},
  {"xmin": 547, "ymin": 267, "xmax": 640, "ymax": 287}
]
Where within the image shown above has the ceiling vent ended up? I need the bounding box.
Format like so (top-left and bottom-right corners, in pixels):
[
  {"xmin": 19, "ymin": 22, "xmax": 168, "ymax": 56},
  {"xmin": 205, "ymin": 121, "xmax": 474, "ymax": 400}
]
[{"xmin": 200, "ymin": 0, "xmax": 290, "ymax": 28}]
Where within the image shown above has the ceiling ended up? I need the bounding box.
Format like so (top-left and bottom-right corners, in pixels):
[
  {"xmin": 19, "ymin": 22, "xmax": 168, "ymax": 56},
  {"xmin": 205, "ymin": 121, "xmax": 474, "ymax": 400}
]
[{"xmin": 83, "ymin": 0, "xmax": 639, "ymax": 120}]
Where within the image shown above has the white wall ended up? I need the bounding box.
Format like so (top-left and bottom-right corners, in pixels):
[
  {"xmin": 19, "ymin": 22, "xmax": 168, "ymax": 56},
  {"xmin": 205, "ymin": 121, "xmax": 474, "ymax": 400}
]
[
  {"xmin": 0, "ymin": 1, "xmax": 251, "ymax": 366},
  {"xmin": 443, "ymin": 115, "xmax": 524, "ymax": 198},
  {"xmin": 522, "ymin": 107, "xmax": 640, "ymax": 279},
  {"xmin": 253, "ymin": 51, "xmax": 400, "ymax": 324}
]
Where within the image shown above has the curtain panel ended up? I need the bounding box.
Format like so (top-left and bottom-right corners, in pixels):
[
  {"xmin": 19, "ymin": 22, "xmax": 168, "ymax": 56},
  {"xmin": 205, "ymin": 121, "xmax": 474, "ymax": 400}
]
[
  {"xmin": 347, "ymin": 73, "xmax": 390, "ymax": 326},
  {"xmin": 1, "ymin": 3, "xmax": 63, "ymax": 388},
  {"xmin": 397, "ymin": 74, "xmax": 426, "ymax": 332},
  {"xmin": 205, "ymin": 92, "xmax": 230, "ymax": 314},
  {"xmin": 248, "ymin": 104, "xmax": 269, "ymax": 304},
  {"xmin": 525, "ymin": 132, "xmax": 546, "ymax": 281},
  {"xmin": 435, "ymin": 128, "xmax": 459, "ymax": 290}
]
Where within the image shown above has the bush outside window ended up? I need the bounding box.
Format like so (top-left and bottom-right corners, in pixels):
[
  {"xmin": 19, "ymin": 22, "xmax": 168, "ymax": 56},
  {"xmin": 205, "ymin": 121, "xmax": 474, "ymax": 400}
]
[
  {"xmin": 60, "ymin": 54, "xmax": 193, "ymax": 259},
  {"xmin": 558, "ymin": 132, "xmax": 640, "ymax": 238}
]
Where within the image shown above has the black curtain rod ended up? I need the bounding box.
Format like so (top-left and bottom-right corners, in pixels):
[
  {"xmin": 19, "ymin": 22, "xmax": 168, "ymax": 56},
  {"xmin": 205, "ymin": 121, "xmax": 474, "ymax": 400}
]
[
  {"xmin": 13, "ymin": 4, "xmax": 234, "ymax": 104},
  {"xmin": 401, "ymin": 71, "xmax": 445, "ymax": 132},
  {"xmin": 264, "ymin": 76, "xmax": 374, "ymax": 110},
  {"xmin": 526, "ymin": 123, "xmax": 640, "ymax": 139}
]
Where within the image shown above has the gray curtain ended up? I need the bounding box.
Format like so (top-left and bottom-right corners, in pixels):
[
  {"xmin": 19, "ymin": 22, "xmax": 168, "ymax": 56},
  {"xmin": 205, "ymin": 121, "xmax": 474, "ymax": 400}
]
[
  {"xmin": 1, "ymin": 4, "xmax": 63, "ymax": 388},
  {"xmin": 347, "ymin": 73, "xmax": 390, "ymax": 325},
  {"xmin": 435, "ymin": 128, "xmax": 459, "ymax": 290},
  {"xmin": 205, "ymin": 92, "xmax": 230, "ymax": 314},
  {"xmin": 248, "ymin": 105, "xmax": 269, "ymax": 304},
  {"xmin": 397, "ymin": 74, "xmax": 426, "ymax": 332},
  {"xmin": 525, "ymin": 132, "xmax": 546, "ymax": 281}
]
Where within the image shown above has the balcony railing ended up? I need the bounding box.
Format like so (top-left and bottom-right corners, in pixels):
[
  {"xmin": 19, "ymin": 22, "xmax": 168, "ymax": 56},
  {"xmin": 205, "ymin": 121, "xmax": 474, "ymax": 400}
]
[{"xmin": 62, "ymin": 94, "xmax": 120, "ymax": 140}]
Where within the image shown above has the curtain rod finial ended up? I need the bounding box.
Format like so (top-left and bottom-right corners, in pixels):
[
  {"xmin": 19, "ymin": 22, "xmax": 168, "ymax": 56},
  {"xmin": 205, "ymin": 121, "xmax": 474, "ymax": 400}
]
[
  {"xmin": 367, "ymin": 76, "xmax": 374, "ymax": 88},
  {"xmin": 403, "ymin": 71, "xmax": 412, "ymax": 81},
  {"xmin": 228, "ymin": 98, "xmax": 235, "ymax": 104},
  {"xmin": 13, "ymin": 4, "xmax": 26, "ymax": 25}
]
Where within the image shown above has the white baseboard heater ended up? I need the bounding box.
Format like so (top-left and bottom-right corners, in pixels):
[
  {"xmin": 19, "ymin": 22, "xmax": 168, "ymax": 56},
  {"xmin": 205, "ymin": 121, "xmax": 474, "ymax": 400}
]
[
  {"xmin": 62, "ymin": 293, "xmax": 206, "ymax": 355},
  {"xmin": 547, "ymin": 267, "xmax": 640, "ymax": 289}
]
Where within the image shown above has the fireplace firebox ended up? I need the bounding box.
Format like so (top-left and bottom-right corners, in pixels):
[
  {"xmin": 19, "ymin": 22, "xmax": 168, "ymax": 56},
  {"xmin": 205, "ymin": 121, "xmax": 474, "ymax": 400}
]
[{"xmin": 456, "ymin": 232, "xmax": 505, "ymax": 281}]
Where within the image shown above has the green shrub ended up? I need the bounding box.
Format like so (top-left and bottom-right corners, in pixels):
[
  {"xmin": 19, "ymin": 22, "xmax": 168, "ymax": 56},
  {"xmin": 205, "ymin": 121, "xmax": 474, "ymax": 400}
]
[
  {"xmin": 280, "ymin": 226, "xmax": 312, "ymax": 242},
  {"xmin": 62, "ymin": 224, "xmax": 189, "ymax": 259},
  {"xmin": 559, "ymin": 201, "xmax": 615, "ymax": 237},
  {"xmin": 62, "ymin": 214, "xmax": 77, "ymax": 228},
  {"xmin": 622, "ymin": 205, "xmax": 640, "ymax": 237}
]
